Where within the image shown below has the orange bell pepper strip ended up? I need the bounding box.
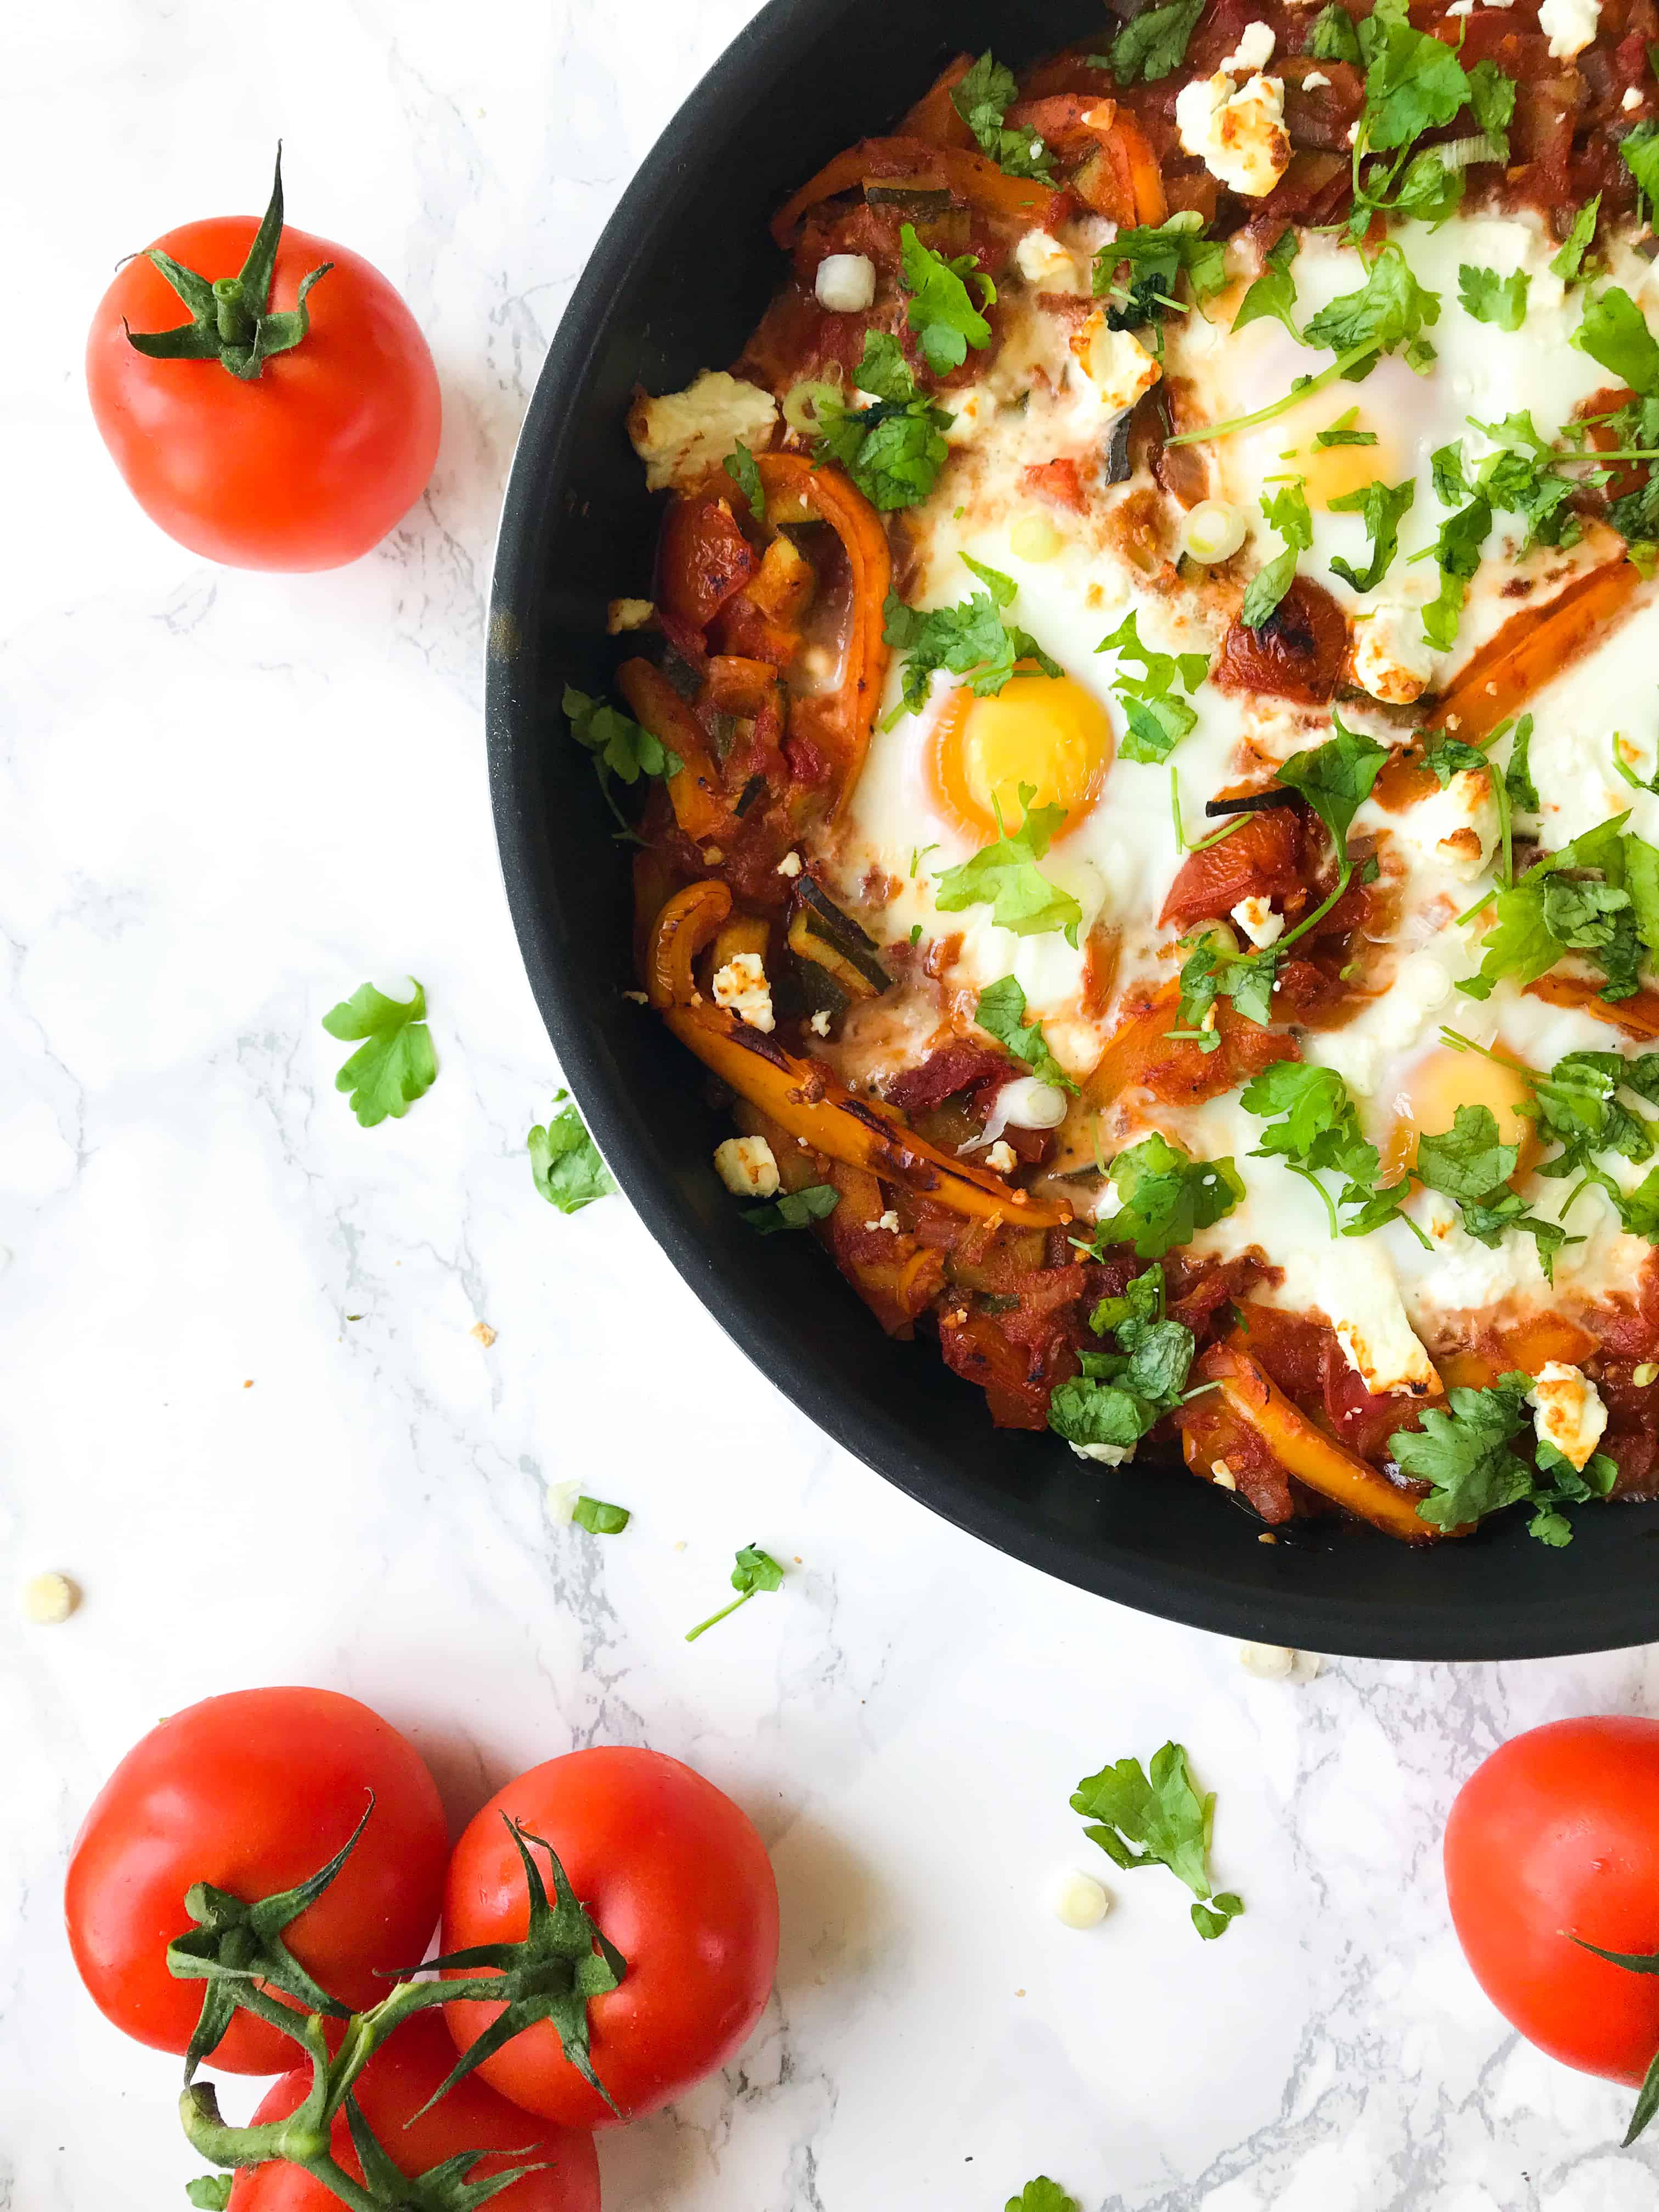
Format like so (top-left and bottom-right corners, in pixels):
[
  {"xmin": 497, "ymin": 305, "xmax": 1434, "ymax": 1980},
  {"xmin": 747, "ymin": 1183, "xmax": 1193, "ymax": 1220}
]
[
  {"xmin": 664, "ymin": 1000, "xmax": 1074, "ymax": 1228},
  {"xmin": 1526, "ymin": 969, "xmax": 1659, "ymax": 1039},
  {"xmin": 898, "ymin": 56, "xmax": 977, "ymax": 149},
  {"xmin": 1194, "ymin": 1339, "xmax": 1446, "ymax": 1544},
  {"xmin": 1437, "ymin": 554, "xmax": 1642, "ymax": 744},
  {"xmin": 645, "ymin": 880, "xmax": 732, "ymax": 1008},
  {"xmin": 771, "ymin": 136, "xmax": 1063, "ymax": 246},
  {"xmin": 616, "ymin": 659, "xmax": 729, "ymax": 843},
  {"xmin": 755, "ymin": 452, "xmax": 890, "ymax": 815}
]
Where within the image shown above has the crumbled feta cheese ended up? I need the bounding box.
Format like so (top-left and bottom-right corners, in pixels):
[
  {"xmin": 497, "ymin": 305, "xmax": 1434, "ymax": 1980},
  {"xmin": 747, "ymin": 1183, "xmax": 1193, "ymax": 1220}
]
[
  {"xmin": 1069, "ymin": 1437, "xmax": 1138, "ymax": 1466},
  {"xmin": 943, "ymin": 386, "xmax": 995, "ymax": 445},
  {"xmin": 809, "ymin": 1009, "xmax": 833, "ymax": 1037},
  {"xmin": 1301, "ymin": 67, "xmax": 1331, "ymax": 86},
  {"xmin": 1231, "ymin": 894, "xmax": 1284, "ymax": 949},
  {"xmin": 1222, "ymin": 20, "xmax": 1276, "ymax": 71},
  {"xmin": 1211, "ymin": 1459, "xmax": 1239, "ymax": 1491},
  {"xmin": 1531, "ymin": 1362, "xmax": 1609, "ymax": 1471},
  {"xmin": 984, "ymin": 1139, "xmax": 1019, "ymax": 1173},
  {"xmin": 1240, "ymin": 1641, "xmax": 1296, "ymax": 1679},
  {"xmin": 865, "ymin": 1210, "xmax": 901, "ymax": 1232},
  {"xmin": 1070, "ymin": 313, "xmax": 1162, "ymax": 413},
  {"xmin": 1332, "ymin": 1299, "xmax": 1439, "ymax": 1399},
  {"xmin": 1538, "ymin": 0, "xmax": 1599, "ymax": 56},
  {"xmin": 628, "ymin": 371, "xmax": 778, "ymax": 494},
  {"xmin": 607, "ymin": 596, "xmax": 655, "ymax": 634},
  {"xmin": 22, "ymin": 1572, "xmax": 77, "ymax": 1625},
  {"xmin": 1053, "ymin": 1872, "xmax": 1111, "ymax": 1928},
  {"xmin": 712, "ymin": 952, "xmax": 775, "ymax": 1033},
  {"xmin": 775, "ymin": 851, "xmax": 802, "ymax": 877},
  {"xmin": 713, "ymin": 1134, "xmax": 780, "ymax": 1198},
  {"xmin": 1626, "ymin": 85, "xmax": 1645, "ymax": 110},
  {"xmin": 1015, "ymin": 229, "xmax": 1079, "ymax": 288},
  {"xmin": 815, "ymin": 252, "xmax": 877, "ymax": 312},
  {"xmin": 1175, "ymin": 70, "xmax": 1291, "ymax": 198},
  {"xmin": 1351, "ymin": 602, "xmax": 1436, "ymax": 706}
]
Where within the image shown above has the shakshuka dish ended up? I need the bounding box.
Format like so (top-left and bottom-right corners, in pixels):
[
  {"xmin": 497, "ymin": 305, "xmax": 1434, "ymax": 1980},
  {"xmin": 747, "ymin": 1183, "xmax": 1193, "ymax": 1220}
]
[{"xmin": 574, "ymin": 0, "xmax": 1659, "ymax": 1547}]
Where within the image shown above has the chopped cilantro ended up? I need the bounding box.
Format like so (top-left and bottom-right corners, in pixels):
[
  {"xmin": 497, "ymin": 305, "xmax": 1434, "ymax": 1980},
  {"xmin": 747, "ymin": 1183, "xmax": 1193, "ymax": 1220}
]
[
  {"xmin": 1049, "ymin": 1264, "xmax": 1199, "ymax": 1458},
  {"xmin": 1275, "ymin": 715, "xmax": 1389, "ymax": 849},
  {"xmin": 975, "ymin": 975, "xmax": 1079, "ymax": 1091},
  {"xmin": 1575, "ymin": 286, "xmax": 1659, "ymax": 398},
  {"xmin": 1614, "ymin": 731, "xmax": 1659, "ymax": 797},
  {"xmin": 1093, "ymin": 0, "xmax": 1205, "ymax": 86},
  {"xmin": 1328, "ymin": 473, "xmax": 1415, "ymax": 592},
  {"xmin": 572, "ymin": 1496, "xmax": 630, "ymax": 1535},
  {"xmin": 1356, "ymin": 0, "xmax": 1475, "ymax": 150},
  {"xmin": 323, "ymin": 980, "xmax": 439, "ymax": 1128},
  {"xmin": 1232, "ymin": 230, "xmax": 1304, "ymax": 345},
  {"xmin": 1460, "ymin": 815, "xmax": 1659, "ymax": 1006},
  {"xmin": 1095, "ymin": 608, "xmax": 1209, "ymax": 761},
  {"xmin": 934, "ymin": 785, "xmax": 1084, "ymax": 944},
  {"xmin": 951, "ymin": 52, "xmax": 1056, "ymax": 180},
  {"xmin": 1393, "ymin": 1373, "xmax": 1616, "ymax": 1542},
  {"xmin": 900, "ymin": 223, "xmax": 994, "ymax": 376},
  {"xmin": 1094, "ymin": 211, "xmax": 1227, "ymax": 328},
  {"xmin": 1506, "ymin": 712, "xmax": 1540, "ymax": 814},
  {"xmin": 1316, "ymin": 408, "xmax": 1378, "ymax": 449},
  {"xmin": 684, "ymin": 1544, "xmax": 786, "ymax": 1641},
  {"xmin": 1071, "ymin": 1741, "xmax": 1243, "ymax": 1940},
  {"xmin": 1624, "ymin": 123, "xmax": 1659, "ymax": 214},
  {"xmin": 1241, "ymin": 1059, "xmax": 1421, "ymax": 1241},
  {"xmin": 1006, "ymin": 2186, "xmax": 1079, "ymax": 2212},
  {"xmin": 1414, "ymin": 1105, "xmax": 1570, "ymax": 1277},
  {"xmin": 1084, "ymin": 1133, "xmax": 1243, "ymax": 1259},
  {"xmin": 742, "ymin": 1183, "xmax": 839, "ymax": 1234},
  {"xmin": 186, "ymin": 2183, "xmax": 234, "ymax": 2212},
  {"xmin": 566, "ymin": 684, "xmax": 683, "ymax": 830},
  {"xmin": 1458, "ymin": 265, "xmax": 1530, "ymax": 333},
  {"xmin": 1307, "ymin": 3, "xmax": 1363, "ymax": 63},
  {"xmin": 723, "ymin": 442, "xmax": 765, "ymax": 522},
  {"xmin": 1421, "ymin": 497, "xmax": 1491, "ymax": 650},
  {"xmin": 1551, "ymin": 196, "xmax": 1602, "ymax": 284},
  {"xmin": 529, "ymin": 1089, "xmax": 616, "ymax": 1213},
  {"xmin": 815, "ymin": 334, "xmax": 952, "ymax": 511},
  {"xmin": 883, "ymin": 554, "xmax": 1062, "ymax": 721},
  {"xmin": 1242, "ymin": 479, "xmax": 1314, "ymax": 630},
  {"xmin": 1301, "ymin": 242, "xmax": 1441, "ymax": 374}
]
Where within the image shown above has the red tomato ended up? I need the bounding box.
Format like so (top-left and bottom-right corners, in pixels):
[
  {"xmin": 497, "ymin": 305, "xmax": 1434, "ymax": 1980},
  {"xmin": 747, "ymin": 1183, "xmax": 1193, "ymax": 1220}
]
[
  {"xmin": 86, "ymin": 184, "xmax": 439, "ymax": 571},
  {"xmin": 66, "ymin": 1686, "xmax": 449, "ymax": 2074},
  {"xmin": 442, "ymin": 1747, "xmax": 778, "ymax": 2127},
  {"xmin": 1445, "ymin": 1717, "xmax": 1659, "ymax": 2084},
  {"xmin": 228, "ymin": 2013, "xmax": 599, "ymax": 2212}
]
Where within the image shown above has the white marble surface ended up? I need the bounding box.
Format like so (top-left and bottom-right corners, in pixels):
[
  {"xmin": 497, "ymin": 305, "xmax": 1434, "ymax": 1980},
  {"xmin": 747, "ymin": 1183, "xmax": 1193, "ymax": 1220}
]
[{"xmin": 5, "ymin": 4, "xmax": 1659, "ymax": 2207}]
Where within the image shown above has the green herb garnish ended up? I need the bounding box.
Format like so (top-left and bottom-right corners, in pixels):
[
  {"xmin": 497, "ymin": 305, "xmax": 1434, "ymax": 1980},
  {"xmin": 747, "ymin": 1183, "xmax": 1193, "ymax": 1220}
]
[
  {"xmin": 685, "ymin": 1544, "xmax": 787, "ymax": 1641},
  {"xmin": 1071, "ymin": 1741, "xmax": 1244, "ymax": 1940},
  {"xmin": 975, "ymin": 976, "xmax": 1079, "ymax": 1091},
  {"xmin": 323, "ymin": 980, "xmax": 439, "ymax": 1128},
  {"xmin": 1095, "ymin": 610, "xmax": 1209, "ymax": 761},
  {"xmin": 529, "ymin": 1089, "xmax": 616, "ymax": 1214}
]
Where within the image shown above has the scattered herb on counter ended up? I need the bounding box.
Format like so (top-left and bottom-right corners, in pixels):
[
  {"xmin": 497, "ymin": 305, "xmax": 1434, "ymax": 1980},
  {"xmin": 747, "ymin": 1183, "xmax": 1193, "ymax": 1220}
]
[
  {"xmin": 185, "ymin": 2182, "xmax": 233, "ymax": 2211},
  {"xmin": 951, "ymin": 51, "xmax": 1056, "ymax": 180},
  {"xmin": 685, "ymin": 1544, "xmax": 787, "ymax": 1641},
  {"xmin": 884, "ymin": 554, "xmax": 1062, "ymax": 722},
  {"xmin": 573, "ymin": 1496, "xmax": 631, "ymax": 1536},
  {"xmin": 975, "ymin": 977, "xmax": 1079, "ymax": 1091},
  {"xmin": 529, "ymin": 1089, "xmax": 616, "ymax": 1214},
  {"xmin": 900, "ymin": 223, "xmax": 995, "ymax": 376},
  {"xmin": 1391, "ymin": 1374, "xmax": 1617, "ymax": 1543},
  {"xmin": 742, "ymin": 1183, "xmax": 840, "ymax": 1235},
  {"xmin": 1006, "ymin": 2182, "xmax": 1080, "ymax": 2212},
  {"xmin": 1071, "ymin": 1741, "xmax": 1244, "ymax": 1939},
  {"xmin": 323, "ymin": 979, "xmax": 438, "ymax": 1128},
  {"xmin": 934, "ymin": 783, "xmax": 1084, "ymax": 945}
]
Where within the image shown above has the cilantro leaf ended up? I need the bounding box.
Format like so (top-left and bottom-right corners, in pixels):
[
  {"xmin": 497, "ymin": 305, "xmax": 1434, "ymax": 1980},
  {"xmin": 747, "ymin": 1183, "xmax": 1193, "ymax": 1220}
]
[
  {"xmin": 1307, "ymin": 4, "xmax": 1363, "ymax": 63},
  {"xmin": 1414, "ymin": 1104, "xmax": 1568, "ymax": 1276},
  {"xmin": 1242, "ymin": 1058, "xmax": 1414, "ymax": 1238},
  {"xmin": 900, "ymin": 223, "xmax": 994, "ymax": 376},
  {"xmin": 1092, "ymin": 1133, "xmax": 1243, "ymax": 1259},
  {"xmin": 1242, "ymin": 479, "xmax": 1314, "ymax": 629},
  {"xmin": 572, "ymin": 1496, "xmax": 630, "ymax": 1534},
  {"xmin": 723, "ymin": 442, "xmax": 765, "ymax": 522},
  {"xmin": 1006, "ymin": 2185, "xmax": 1079, "ymax": 2212},
  {"xmin": 934, "ymin": 785, "xmax": 1084, "ymax": 944},
  {"xmin": 1392, "ymin": 1373, "xmax": 1536, "ymax": 1529},
  {"xmin": 1176, "ymin": 934, "xmax": 1280, "ymax": 1038},
  {"xmin": 952, "ymin": 52, "xmax": 1056, "ymax": 180},
  {"xmin": 1459, "ymin": 264, "xmax": 1530, "ymax": 333},
  {"xmin": 1623, "ymin": 122, "xmax": 1659, "ymax": 211},
  {"xmin": 1467, "ymin": 58, "xmax": 1517, "ymax": 150},
  {"xmin": 1528, "ymin": 1440, "xmax": 1618, "ymax": 1544},
  {"xmin": 816, "ymin": 336, "xmax": 953, "ymax": 511},
  {"xmin": 1273, "ymin": 716, "xmax": 1389, "ymax": 850},
  {"xmin": 1422, "ymin": 498, "xmax": 1491, "ymax": 650},
  {"xmin": 1460, "ymin": 816, "xmax": 1659, "ymax": 1005},
  {"xmin": 742, "ymin": 1183, "xmax": 839, "ymax": 1235},
  {"xmin": 1425, "ymin": 735, "xmax": 1489, "ymax": 787},
  {"xmin": 1551, "ymin": 196, "xmax": 1602, "ymax": 284},
  {"xmin": 1095, "ymin": 609, "xmax": 1209, "ymax": 762},
  {"xmin": 1098, "ymin": 0, "xmax": 1205, "ymax": 86},
  {"xmin": 1356, "ymin": 0, "xmax": 1476, "ymax": 152},
  {"xmin": 529, "ymin": 1089, "xmax": 616, "ymax": 1213},
  {"xmin": 1301, "ymin": 242, "xmax": 1441, "ymax": 372},
  {"xmin": 1329, "ymin": 473, "xmax": 1415, "ymax": 591},
  {"xmin": 1316, "ymin": 408, "xmax": 1377, "ymax": 448},
  {"xmin": 1071, "ymin": 1741, "xmax": 1243, "ymax": 1938},
  {"xmin": 1232, "ymin": 229, "xmax": 1304, "ymax": 344},
  {"xmin": 685, "ymin": 1543, "xmax": 787, "ymax": 1641},
  {"xmin": 1094, "ymin": 211, "xmax": 1227, "ymax": 328},
  {"xmin": 1505, "ymin": 712, "xmax": 1539, "ymax": 814},
  {"xmin": 323, "ymin": 980, "xmax": 439, "ymax": 1128},
  {"xmin": 566, "ymin": 684, "xmax": 682, "ymax": 792},
  {"xmin": 975, "ymin": 975, "xmax": 1079, "ymax": 1091},
  {"xmin": 1049, "ymin": 1265, "xmax": 1197, "ymax": 1458},
  {"xmin": 1575, "ymin": 286, "xmax": 1659, "ymax": 398},
  {"xmin": 884, "ymin": 555, "xmax": 1062, "ymax": 719}
]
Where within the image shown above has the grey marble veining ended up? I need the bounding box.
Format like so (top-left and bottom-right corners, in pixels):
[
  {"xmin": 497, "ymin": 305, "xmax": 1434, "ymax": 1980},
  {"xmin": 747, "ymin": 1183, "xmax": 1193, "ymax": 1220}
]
[{"xmin": 4, "ymin": 4, "xmax": 1659, "ymax": 2207}]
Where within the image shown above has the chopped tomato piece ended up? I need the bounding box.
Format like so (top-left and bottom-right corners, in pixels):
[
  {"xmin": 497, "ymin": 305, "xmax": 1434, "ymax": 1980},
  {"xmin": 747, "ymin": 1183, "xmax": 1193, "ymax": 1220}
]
[
  {"xmin": 1215, "ymin": 577, "xmax": 1347, "ymax": 706},
  {"xmin": 1022, "ymin": 458, "xmax": 1089, "ymax": 512},
  {"xmin": 1160, "ymin": 807, "xmax": 1305, "ymax": 931},
  {"xmin": 657, "ymin": 495, "xmax": 757, "ymax": 633}
]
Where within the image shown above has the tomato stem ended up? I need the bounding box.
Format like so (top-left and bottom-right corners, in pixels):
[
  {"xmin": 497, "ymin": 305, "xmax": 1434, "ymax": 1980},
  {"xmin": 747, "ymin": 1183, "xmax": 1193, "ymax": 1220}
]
[{"xmin": 212, "ymin": 278, "xmax": 254, "ymax": 348}]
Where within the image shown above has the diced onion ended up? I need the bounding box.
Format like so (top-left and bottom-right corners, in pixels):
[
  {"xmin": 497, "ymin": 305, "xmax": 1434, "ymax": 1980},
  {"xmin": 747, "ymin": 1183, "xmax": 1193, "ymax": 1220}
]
[
  {"xmin": 1053, "ymin": 1872, "xmax": 1110, "ymax": 1928},
  {"xmin": 1011, "ymin": 511, "xmax": 1065, "ymax": 563},
  {"xmin": 783, "ymin": 368, "xmax": 845, "ymax": 435},
  {"xmin": 815, "ymin": 252, "xmax": 877, "ymax": 312},
  {"xmin": 1181, "ymin": 499, "xmax": 1248, "ymax": 563},
  {"xmin": 964, "ymin": 1075, "xmax": 1071, "ymax": 1153}
]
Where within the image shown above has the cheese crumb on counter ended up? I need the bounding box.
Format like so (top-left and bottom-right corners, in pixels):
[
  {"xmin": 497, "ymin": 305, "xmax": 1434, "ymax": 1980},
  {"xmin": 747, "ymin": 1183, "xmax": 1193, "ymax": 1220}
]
[
  {"xmin": 1239, "ymin": 1642, "xmax": 1295, "ymax": 1679},
  {"xmin": 1530, "ymin": 1362, "xmax": 1609, "ymax": 1470},
  {"xmin": 23, "ymin": 1572, "xmax": 78, "ymax": 1626},
  {"xmin": 714, "ymin": 1134, "xmax": 781, "ymax": 1198},
  {"xmin": 712, "ymin": 952, "xmax": 775, "ymax": 1033},
  {"xmin": 470, "ymin": 1321, "xmax": 497, "ymax": 1348}
]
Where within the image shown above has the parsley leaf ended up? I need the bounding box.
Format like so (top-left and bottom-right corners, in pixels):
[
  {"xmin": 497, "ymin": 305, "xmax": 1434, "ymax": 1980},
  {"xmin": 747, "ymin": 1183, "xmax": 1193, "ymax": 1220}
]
[
  {"xmin": 1006, "ymin": 2185, "xmax": 1079, "ymax": 2212},
  {"xmin": 1242, "ymin": 1058, "xmax": 1416, "ymax": 1239},
  {"xmin": 1232, "ymin": 229, "xmax": 1303, "ymax": 344},
  {"xmin": 1459, "ymin": 264, "xmax": 1530, "ymax": 332},
  {"xmin": 1071, "ymin": 1741, "xmax": 1243, "ymax": 1939},
  {"xmin": 1307, "ymin": 3, "xmax": 1363, "ymax": 63},
  {"xmin": 975, "ymin": 975, "xmax": 1079, "ymax": 1091},
  {"xmin": 1242, "ymin": 479, "xmax": 1314, "ymax": 629},
  {"xmin": 1095, "ymin": 609, "xmax": 1209, "ymax": 761},
  {"xmin": 1097, "ymin": 0, "xmax": 1205, "ymax": 86},
  {"xmin": 1301, "ymin": 242, "xmax": 1441, "ymax": 374},
  {"xmin": 723, "ymin": 442, "xmax": 765, "ymax": 522},
  {"xmin": 529, "ymin": 1089, "xmax": 616, "ymax": 1213},
  {"xmin": 1094, "ymin": 211, "xmax": 1227, "ymax": 328},
  {"xmin": 1551, "ymin": 196, "xmax": 1602, "ymax": 284},
  {"xmin": 685, "ymin": 1544, "xmax": 787, "ymax": 1641},
  {"xmin": 323, "ymin": 980, "xmax": 439, "ymax": 1128},
  {"xmin": 951, "ymin": 52, "xmax": 1056, "ymax": 180},
  {"xmin": 1049, "ymin": 1264, "xmax": 1198, "ymax": 1458},
  {"xmin": 1575, "ymin": 286, "xmax": 1659, "ymax": 398},
  {"xmin": 883, "ymin": 555, "xmax": 1062, "ymax": 720},
  {"xmin": 572, "ymin": 1496, "xmax": 630, "ymax": 1534},
  {"xmin": 900, "ymin": 223, "xmax": 994, "ymax": 376},
  {"xmin": 815, "ymin": 334, "xmax": 952, "ymax": 511},
  {"xmin": 742, "ymin": 1183, "xmax": 839, "ymax": 1235},
  {"xmin": 1328, "ymin": 473, "xmax": 1415, "ymax": 591},
  {"xmin": 935, "ymin": 785, "xmax": 1084, "ymax": 944},
  {"xmin": 1089, "ymin": 1133, "xmax": 1243, "ymax": 1259}
]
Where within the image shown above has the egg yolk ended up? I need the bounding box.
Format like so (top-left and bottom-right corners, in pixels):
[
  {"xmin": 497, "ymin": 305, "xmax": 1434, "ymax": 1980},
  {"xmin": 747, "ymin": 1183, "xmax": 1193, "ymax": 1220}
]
[
  {"xmin": 1376, "ymin": 1044, "xmax": 1540, "ymax": 1187},
  {"xmin": 1238, "ymin": 398, "xmax": 1400, "ymax": 511},
  {"xmin": 927, "ymin": 672, "xmax": 1115, "ymax": 844}
]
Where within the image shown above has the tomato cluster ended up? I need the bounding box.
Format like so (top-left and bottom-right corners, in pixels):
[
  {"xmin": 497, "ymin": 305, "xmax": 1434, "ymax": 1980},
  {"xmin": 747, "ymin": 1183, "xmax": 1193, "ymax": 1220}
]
[{"xmin": 65, "ymin": 1689, "xmax": 780, "ymax": 2208}]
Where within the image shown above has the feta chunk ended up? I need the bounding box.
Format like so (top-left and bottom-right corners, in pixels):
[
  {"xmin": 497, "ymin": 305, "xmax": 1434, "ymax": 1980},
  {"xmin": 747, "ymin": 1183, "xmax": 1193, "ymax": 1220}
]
[
  {"xmin": 1070, "ymin": 313, "xmax": 1162, "ymax": 413},
  {"xmin": 984, "ymin": 1139, "xmax": 1019, "ymax": 1173},
  {"xmin": 865, "ymin": 1210, "xmax": 901, "ymax": 1232},
  {"xmin": 1231, "ymin": 894, "xmax": 1284, "ymax": 949},
  {"xmin": 815, "ymin": 252, "xmax": 877, "ymax": 312},
  {"xmin": 628, "ymin": 371, "xmax": 778, "ymax": 494},
  {"xmin": 1222, "ymin": 20, "xmax": 1276, "ymax": 71},
  {"xmin": 1625, "ymin": 86, "xmax": 1645, "ymax": 111},
  {"xmin": 943, "ymin": 385, "xmax": 995, "ymax": 445},
  {"xmin": 775, "ymin": 851, "xmax": 802, "ymax": 877},
  {"xmin": 1175, "ymin": 70, "xmax": 1291, "ymax": 198},
  {"xmin": 1538, "ymin": 0, "xmax": 1599, "ymax": 57},
  {"xmin": 1239, "ymin": 1642, "xmax": 1296, "ymax": 1679},
  {"xmin": 1531, "ymin": 1362, "xmax": 1609, "ymax": 1471},
  {"xmin": 1301, "ymin": 68, "xmax": 1331, "ymax": 86},
  {"xmin": 607, "ymin": 596, "xmax": 655, "ymax": 634},
  {"xmin": 1331, "ymin": 1294, "xmax": 1439, "ymax": 1398},
  {"xmin": 809, "ymin": 1009, "xmax": 833, "ymax": 1037},
  {"xmin": 1069, "ymin": 1437, "xmax": 1138, "ymax": 1466},
  {"xmin": 1351, "ymin": 603, "xmax": 1436, "ymax": 706},
  {"xmin": 1015, "ymin": 229, "xmax": 1080, "ymax": 288},
  {"xmin": 713, "ymin": 1134, "xmax": 780, "ymax": 1198},
  {"xmin": 712, "ymin": 951, "xmax": 775, "ymax": 1034}
]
